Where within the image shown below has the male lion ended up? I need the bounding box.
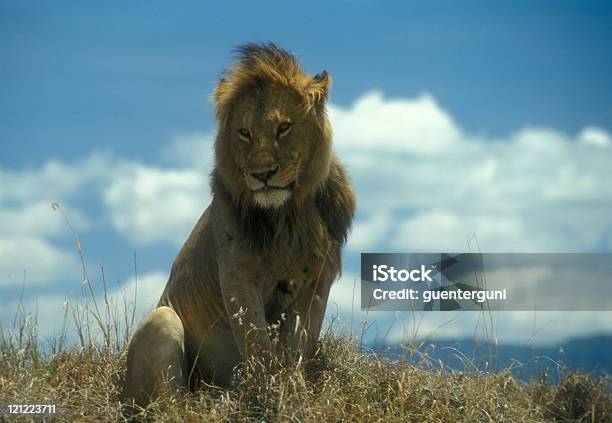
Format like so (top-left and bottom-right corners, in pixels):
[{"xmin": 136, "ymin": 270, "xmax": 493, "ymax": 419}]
[{"xmin": 122, "ymin": 43, "xmax": 355, "ymax": 408}]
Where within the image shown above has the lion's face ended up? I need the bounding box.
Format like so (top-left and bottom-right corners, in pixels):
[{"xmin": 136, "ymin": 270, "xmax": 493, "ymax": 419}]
[
  {"xmin": 213, "ymin": 45, "xmax": 333, "ymax": 210},
  {"xmin": 227, "ymin": 85, "xmax": 323, "ymax": 209}
]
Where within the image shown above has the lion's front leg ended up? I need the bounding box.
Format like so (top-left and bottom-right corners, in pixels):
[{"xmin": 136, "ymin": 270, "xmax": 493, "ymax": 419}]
[
  {"xmin": 219, "ymin": 274, "xmax": 272, "ymax": 359},
  {"xmin": 280, "ymin": 273, "xmax": 334, "ymax": 360},
  {"xmin": 122, "ymin": 306, "xmax": 186, "ymax": 410}
]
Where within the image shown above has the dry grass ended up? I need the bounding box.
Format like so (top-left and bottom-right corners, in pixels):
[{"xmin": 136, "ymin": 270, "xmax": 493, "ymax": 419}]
[
  {"xmin": 2, "ymin": 206, "xmax": 610, "ymax": 421},
  {"xmin": 1, "ymin": 315, "xmax": 611, "ymax": 422}
]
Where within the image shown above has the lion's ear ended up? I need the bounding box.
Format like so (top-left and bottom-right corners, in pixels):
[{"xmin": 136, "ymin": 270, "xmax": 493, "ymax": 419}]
[{"xmin": 306, "ymin": 70, "xmax": 331, "ymax": 106}]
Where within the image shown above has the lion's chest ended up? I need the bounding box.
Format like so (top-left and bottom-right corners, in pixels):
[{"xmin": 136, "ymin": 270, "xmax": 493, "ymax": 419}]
[{"xmin": 258, "ymin": 253, "xmax": 328, "ymax": 319}]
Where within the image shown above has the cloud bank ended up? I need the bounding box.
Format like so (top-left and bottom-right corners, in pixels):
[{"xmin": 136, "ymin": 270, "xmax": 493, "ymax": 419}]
[
  {"xmin": 329, "ymin": 91, "xmax": 612, "ymax": 253},
  {"xmin": 1, "ymin": 91, "xmax": 611, "ymax": 344}
]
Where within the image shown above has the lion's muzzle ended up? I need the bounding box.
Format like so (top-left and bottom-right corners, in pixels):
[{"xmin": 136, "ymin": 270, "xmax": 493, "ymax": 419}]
[
  {"xmin": 245, "ymin": 167, "xmax": 297, "ymax": 209},
  {"xmin": 249, "ymin": 166, "xmax": 279, "ymax": 183}
]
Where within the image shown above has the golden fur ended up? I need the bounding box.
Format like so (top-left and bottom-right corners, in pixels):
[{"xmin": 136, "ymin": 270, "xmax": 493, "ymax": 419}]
[{"xmin": 122, "ymin": 43, "xmax": 355, "ymax": 409}]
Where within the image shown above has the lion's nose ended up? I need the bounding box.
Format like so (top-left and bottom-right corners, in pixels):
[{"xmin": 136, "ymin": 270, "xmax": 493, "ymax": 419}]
[{"xmin": 250, "ymin": 166, "xmax": 279, "ymax": 182}]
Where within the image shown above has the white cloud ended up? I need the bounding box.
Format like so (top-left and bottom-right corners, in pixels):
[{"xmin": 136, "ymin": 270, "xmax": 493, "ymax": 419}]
[
  {"xmin": 107, "ymin": 270, "xmax": 168, "ymax": 316},
  {"xmin": 326, "ymin": 268, "xmax": 612, "ymax": 346},
  {"xmin": 0, "ymin": 236, "xmax": 81, "ymax": 287},
  {"xmin": 0, "ymin": 293, "xmax": 71, "ymax": 339},
  {"xmin": 330, "ymin": 91, "xmax": 612, "ymax": 253},
  {"xmin": 347, "ymin": 212, "xmax": 394, "ymax": 252},
  {"xmin": 382, "ymin": 311, "xmax": 612, "ymax": 346},
  {"xmin": 329, "ymin": 91, "xmax": 461, "ymax": 154},
  {"xmin": 0, "ymin": 195, "xmax": 88, "ymax": 289},
  {"xmin": 99, "ymin": 133, "xmax": 215, "ymax": 246},
  {"xmin": 103, "ymin": 164, "xmax": 210, "ymax": 245},
  {"xmin": 0, "ymin": 153, "xmax": 114, "ymax": 203},
  {"xmin": 2, "ymin": 91, "xmax": 612, "ymax": 344},
  {"xmin": 390, "ymin": 209, "xmax": 527, "ymax": 252},
  {"xmin": 0, "ymin": 153, "xmax": 111, "ymax": 287},
  {"xmin": 0, "ymin": 270, "xmax": 168, "ymax": 342},
  {"xmin": 0, "ymin": 201, "xmax": 89, "ymax": 238},
  {"xmin": 578, "ymin": 126, "xmax": 612, "ymax": 147},
  {"xmin": 326, "ymin": 272, "xmax": 612, "ymax": 346},
  {"xmin": 161, "ymin": 132, "xmax": 215, "ymax": 168},
  {"xmin": 327, "ymin": 272, "xmax": 360, "ymax": 316}
]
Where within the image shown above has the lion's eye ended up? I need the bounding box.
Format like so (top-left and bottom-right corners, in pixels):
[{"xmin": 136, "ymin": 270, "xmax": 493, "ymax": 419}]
[
  {"xmin": 238, "ymin": 128, "xmax": 251, "ymax": 142},
  {"xmin": 277, "ymin": 122, "xmax": 292, "ymax": 139}
]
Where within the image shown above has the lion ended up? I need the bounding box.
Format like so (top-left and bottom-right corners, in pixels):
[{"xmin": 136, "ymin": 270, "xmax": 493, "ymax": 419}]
[{"xmin": 122, "ymin": 42, "xmax": 355, "ymax": 409}]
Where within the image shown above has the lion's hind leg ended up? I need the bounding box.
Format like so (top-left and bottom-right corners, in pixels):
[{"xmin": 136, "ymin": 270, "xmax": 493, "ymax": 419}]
[{"xmin": 122, "ymin": 306, "xmax": 186, "ymax": 410}]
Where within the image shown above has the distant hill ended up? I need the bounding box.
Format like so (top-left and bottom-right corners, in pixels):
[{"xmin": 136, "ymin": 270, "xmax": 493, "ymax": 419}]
[{"xmin": 375, "ymin": 334, "xmax": 612, "ymax": 383}]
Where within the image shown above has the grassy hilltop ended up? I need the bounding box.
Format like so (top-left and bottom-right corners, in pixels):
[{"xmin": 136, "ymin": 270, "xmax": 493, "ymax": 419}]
[
  {"xmin": 1, "ymin": 309, "xmax": 610, "ymax": 422},
  {"xmin": 3, "ymin": 196, "xmax": 607, "ymax": 421}
]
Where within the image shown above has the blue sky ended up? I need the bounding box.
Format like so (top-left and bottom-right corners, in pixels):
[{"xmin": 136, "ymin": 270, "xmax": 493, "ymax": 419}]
[
  {"xmin": 3, "ymin": 1, "xmax": 612, "ymax": 164},
  {"xmin": 1, "ymin": 1, "xmax": 612, "ymax": 346}
]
